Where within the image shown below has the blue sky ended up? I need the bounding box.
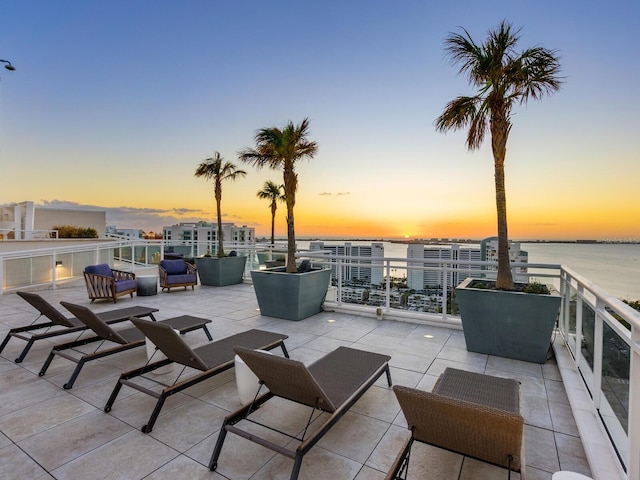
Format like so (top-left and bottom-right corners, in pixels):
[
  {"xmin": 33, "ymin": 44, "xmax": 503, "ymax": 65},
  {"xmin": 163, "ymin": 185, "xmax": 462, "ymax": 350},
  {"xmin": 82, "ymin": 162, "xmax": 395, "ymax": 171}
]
[{"xmin": 1, "ymin": 1, "xmax": 639, "ymax": 240}]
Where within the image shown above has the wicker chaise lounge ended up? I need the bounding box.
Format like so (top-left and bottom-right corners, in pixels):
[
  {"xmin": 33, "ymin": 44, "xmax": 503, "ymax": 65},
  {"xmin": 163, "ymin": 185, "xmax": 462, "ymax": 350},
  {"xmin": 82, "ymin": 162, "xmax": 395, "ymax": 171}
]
[
  {"xmin": 104, "ymin": 319, "xmax": 289, "ymax": 433},
  {"xmin": 38, "ymin": 301, "xmax": 212, "ymax": 389},
  {"xmin": 387, "ymin": 367, "xmax": 524, "ymax": 480},
  {"xmin": 0, "ymin": 291, "xmax": 158, "ymax": 363},
  {"xmin": 209, "ymin": 346, "xmax": 392, "ymax": 480}
]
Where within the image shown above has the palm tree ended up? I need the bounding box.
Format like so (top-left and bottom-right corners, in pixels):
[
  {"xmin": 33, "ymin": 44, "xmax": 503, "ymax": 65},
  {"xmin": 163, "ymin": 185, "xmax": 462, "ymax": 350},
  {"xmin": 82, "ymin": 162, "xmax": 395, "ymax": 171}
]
[
  {"xmin": 256, "ymin": 180, "xmax": 285, "ymax": 246},
  {"xmin": 239, "ymin": 118, "xmax": 318, "ymax": 273},
  {"xmin": 194, "ymin": 152, "xmax": 247, "ymax": 257},
  {"xmin": 435, "ymin": 20, "xmax": 561, "ymax": 290}
]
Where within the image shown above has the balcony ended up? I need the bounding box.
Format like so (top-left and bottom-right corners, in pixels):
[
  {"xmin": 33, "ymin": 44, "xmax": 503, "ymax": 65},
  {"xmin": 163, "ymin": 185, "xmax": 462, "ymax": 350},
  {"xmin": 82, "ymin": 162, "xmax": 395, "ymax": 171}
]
[{"xmin": 0, "ymin": 239, "xmax": 636, "ymax": 479}]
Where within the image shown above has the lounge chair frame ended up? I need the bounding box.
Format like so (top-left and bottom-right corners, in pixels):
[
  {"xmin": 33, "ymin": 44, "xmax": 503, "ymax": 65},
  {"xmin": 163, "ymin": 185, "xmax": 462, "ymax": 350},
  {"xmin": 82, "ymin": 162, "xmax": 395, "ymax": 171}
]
[
  {"xmin": 38, "ymin": 301, "xmax": 211, "ymax": 389},
  {"xmin": 209, "ymin": 346, "xmax": 392, "ymax": 480},
  {"xmin": 387, "ymin": 367, "xmax": 524, "ymax": 480},
  {"xmin": 104, "ymin": 322, "xmax": 289, "ymax": 433},
  {"xmin": 0, "ymin": 291, "xmax": 158, "ymax": 363}
]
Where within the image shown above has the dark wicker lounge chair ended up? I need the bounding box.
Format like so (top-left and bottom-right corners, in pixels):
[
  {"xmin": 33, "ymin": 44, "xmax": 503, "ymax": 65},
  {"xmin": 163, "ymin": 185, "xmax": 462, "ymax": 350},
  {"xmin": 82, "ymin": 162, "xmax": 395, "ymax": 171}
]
[
  {"xmin": 0, "ymin": 291, "xmax": 158, "ymax": 363},
  {"xmin": 387, "ymin": 367, "xmax": 524, "ymax": 480},
  {"xmin": 104, "ymin": 319, "xmax": 289, "ymax": 433},
  {"xmin": 38, "ymin": 301, "xmax": 212, "ymax": 389},
  {"xmin": 209, "ymin": 346, "xmax": 392, "ymax": 480},
  {"xmin": 83, "ymin": 264, "xmax": 137, "ymax": 303}
]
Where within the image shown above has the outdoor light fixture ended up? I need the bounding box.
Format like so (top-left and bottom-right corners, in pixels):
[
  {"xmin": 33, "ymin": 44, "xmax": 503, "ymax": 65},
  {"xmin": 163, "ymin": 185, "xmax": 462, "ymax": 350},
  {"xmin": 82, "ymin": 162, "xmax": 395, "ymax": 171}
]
[
  {"xmin": 55, "ymin": 261, "xmax": 62, "ymax": 267},
  {"xmin": 0, "ymin": 60, "xmax": 15, "ymax": 71}
]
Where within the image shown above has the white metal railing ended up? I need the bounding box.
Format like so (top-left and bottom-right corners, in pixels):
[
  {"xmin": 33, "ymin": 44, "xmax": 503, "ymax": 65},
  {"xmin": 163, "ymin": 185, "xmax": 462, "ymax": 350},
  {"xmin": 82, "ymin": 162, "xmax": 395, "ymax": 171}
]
[
  {"xmin": 558, "ymin": 266, "xmax": 640, "ymax": 478},
  {"xmin": 0, "ymin": 239, "xmax": 287, "ymax": 293},
  {"xmin": 1, "ymin": 239, "xmax": 639, "ymax": 477}
]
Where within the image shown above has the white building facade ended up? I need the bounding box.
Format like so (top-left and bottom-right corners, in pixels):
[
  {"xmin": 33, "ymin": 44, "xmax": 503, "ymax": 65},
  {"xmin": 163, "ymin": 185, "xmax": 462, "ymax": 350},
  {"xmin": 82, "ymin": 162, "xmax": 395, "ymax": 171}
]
[
  {"xmin": 407, "ymin": 243, "xmax": 483, "ymax": 290},
  {"xmin": 162, "ymin": 222, "xmax": 255, "ymax": 257},
  {"xmin": 309, "ymin": 242, "xmax": 384, "ymax": 286},
  {"xmin": 407, "ymin": 238, "xmax": 528, "ymax": 290}
]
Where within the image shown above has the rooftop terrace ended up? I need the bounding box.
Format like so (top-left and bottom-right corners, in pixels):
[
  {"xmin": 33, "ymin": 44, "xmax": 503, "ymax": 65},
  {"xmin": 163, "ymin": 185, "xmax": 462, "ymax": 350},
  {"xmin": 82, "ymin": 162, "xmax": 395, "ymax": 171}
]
[{"xmin": 0, "ymin": 281, "xmax": 604, "ymax": 479}]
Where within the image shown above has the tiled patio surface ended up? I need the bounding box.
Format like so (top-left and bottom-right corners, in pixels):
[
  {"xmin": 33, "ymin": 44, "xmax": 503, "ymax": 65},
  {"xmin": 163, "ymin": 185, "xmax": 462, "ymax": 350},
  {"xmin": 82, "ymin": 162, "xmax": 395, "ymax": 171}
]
[{"xmin": 0, "ymin": 282, "xmax": 592, "ymax": 479}]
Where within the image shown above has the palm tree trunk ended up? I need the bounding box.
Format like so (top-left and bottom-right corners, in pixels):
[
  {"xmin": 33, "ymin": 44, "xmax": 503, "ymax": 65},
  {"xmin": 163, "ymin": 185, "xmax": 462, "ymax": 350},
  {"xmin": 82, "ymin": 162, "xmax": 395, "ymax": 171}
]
[
  {"xmin": 270, "ymin": 202, "xmax": 276, "ymax": 246},
  {"xmin": 286, "ymin": 205, "xmax": 296, "ymax": 273},
  {"xmin": 215, "ymin": 183, "xmax": 224, "ymax": 257},
  {"xmin": 284, "ymin": 163, "xmax": 298, "ymax": 273},
  {"xmin": 491, "ymin": 113, "xmax": 514, "ymax": 290}
]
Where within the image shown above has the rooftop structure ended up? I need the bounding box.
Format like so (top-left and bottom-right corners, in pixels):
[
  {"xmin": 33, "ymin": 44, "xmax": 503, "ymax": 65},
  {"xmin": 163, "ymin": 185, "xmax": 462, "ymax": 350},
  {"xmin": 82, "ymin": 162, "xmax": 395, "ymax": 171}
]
[
  {"xmin": 0, "ymin": 240, "xmax": 635, "ymax": 480},
  {"xmin": 0, "ymin": 201, "xmax": 107, "ymax": 239},
  {"xmin": 0, "ymin": 282, "xmax": 597, "ymax": 479}
]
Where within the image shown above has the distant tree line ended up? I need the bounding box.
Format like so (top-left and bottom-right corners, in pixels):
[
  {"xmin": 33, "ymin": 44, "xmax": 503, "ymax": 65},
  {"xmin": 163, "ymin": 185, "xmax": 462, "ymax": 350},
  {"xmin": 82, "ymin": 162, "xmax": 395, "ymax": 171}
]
[{"xmin": 51, "ymin": 225, "xmax": 98, "ymax": 238}]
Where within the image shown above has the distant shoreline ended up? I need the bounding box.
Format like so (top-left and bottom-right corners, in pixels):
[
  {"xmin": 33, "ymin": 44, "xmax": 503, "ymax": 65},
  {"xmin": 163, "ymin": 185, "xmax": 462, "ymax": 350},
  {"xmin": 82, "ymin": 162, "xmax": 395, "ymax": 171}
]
[{"xmin": 264, "ymin": 237, "xmax": 640, "ymax": 245}]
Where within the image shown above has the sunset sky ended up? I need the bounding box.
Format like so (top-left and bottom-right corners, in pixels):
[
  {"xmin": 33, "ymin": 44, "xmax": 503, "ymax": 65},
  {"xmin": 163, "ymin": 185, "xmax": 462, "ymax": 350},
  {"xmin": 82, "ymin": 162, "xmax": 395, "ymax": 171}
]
[{"xmin": 1, "ymin": 1, "xmax": 638, "ymax": 241}]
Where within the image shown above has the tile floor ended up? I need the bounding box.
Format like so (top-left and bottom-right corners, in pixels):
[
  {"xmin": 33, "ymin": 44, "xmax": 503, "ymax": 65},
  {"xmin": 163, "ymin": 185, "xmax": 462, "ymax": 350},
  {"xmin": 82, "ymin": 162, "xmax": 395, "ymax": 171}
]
[{"xmin": 0, "ymin": 282, "xmax": 592, "ymax": 479}]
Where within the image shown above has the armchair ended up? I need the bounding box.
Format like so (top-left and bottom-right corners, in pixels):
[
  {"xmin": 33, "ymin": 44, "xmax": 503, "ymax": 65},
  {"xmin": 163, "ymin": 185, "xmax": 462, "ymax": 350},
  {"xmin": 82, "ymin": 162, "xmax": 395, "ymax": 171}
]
[
  {"xmin": 159, "ymin": 259, "xmax": 197, "ymax": 292},
  {"xmin": 83, "ymin": 264, "xmax": 137, "ymax": 303}
]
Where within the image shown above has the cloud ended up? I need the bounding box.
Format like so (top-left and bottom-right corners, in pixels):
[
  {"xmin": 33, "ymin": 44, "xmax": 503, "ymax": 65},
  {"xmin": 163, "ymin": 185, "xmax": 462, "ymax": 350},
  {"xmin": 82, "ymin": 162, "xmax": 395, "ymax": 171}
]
[
  {"xmin": 319, "ymin": 192, "xmax": 351, "ymax": 196},
  {"xmin": 36, "ymin": 199, "xmax": 208, "ymax": 232}
]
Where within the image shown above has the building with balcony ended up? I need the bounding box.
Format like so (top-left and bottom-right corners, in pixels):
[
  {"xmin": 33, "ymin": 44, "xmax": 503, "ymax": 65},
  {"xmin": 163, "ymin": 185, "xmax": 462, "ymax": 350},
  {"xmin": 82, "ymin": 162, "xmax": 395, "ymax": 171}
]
[
  {"xmin": 162, "ymin": 221, "xmax": 255, "ymax": 256},
  {"xmin": 309, "ymin": 241, "xmax": 384, "ymax": 285},
  {"xmin": 407, "ymin": 238, "xmax": 528, "ymax": 290}
]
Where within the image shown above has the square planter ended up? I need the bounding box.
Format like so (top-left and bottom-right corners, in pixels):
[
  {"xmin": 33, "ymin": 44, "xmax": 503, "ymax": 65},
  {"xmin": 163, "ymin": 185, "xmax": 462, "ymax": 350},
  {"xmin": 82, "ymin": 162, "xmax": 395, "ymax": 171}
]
[
  {"xmin": 195, "ymin": 256, "xmax": 247, "ymax": 287},
  {"xmin": 251, "ymin": 267, "xmax": 331, "ymax": 321},
  {"xmin": 455, "ymin": 277, "xmax": 562, "ymax": 363}
]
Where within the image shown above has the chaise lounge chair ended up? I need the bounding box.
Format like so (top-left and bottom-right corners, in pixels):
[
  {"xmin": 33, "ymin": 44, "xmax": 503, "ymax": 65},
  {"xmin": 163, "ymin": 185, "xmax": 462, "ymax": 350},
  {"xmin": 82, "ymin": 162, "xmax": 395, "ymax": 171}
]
[
  {"xmin": 104, "ymin": 319, "xmax": 289, "ymax": 433},
  {"xmin": 387, "ymin": 367, "xmax": 524, "ymax": 480},
  {"xmin": 38, "ymin": 301, "xmax": 212, "ymax": 389},
  {"xmin": 0, "ymin": 291, "xmax": 158, "ymax": 363},
  {"xmin": 209, "ymin": 346, "xmax": 392, "ymax": 480}
]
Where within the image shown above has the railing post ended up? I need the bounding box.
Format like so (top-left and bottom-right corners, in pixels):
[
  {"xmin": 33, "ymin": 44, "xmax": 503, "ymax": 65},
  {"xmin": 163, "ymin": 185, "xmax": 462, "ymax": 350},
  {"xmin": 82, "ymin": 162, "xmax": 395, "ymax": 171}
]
[
  {"xmin": 385, "ymin": 260, "xmax": 391, "ymax": 310},
  {"xmin": 576, "ymin": 285, "xmax": 584, "ymax": 367},
  {"xmin": 629, "ymin": 327, "xmax": 640, "ymax": 480},
  {"xmin": 52, "ymin": 254, "xmax": 58, "ymax": 290},
  {"xmin": 593, "ymin": 299, "xmax": 604, "ymax": 410}
]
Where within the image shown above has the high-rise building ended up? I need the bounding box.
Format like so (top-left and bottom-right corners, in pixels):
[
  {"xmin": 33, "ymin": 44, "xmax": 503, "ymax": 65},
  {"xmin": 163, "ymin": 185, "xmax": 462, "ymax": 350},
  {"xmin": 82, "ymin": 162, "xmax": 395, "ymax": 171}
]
[
  {"xmin": 407, "ymin": 237, "xmax": 527, "ymax": 289},
  {"xmin": 309, "ymin": 242, "xmax": 384, "ymax": 285},
  {"xmin": 407, "ymin": 244, "xmax": 483, "ymax": 289},
  {"xmin": 162, "ymin": 222, "xmax": 255, "ymax": 256},
  {"xmin": 480, "ymin": 236, "xmax": 528, "ymax": 282}
]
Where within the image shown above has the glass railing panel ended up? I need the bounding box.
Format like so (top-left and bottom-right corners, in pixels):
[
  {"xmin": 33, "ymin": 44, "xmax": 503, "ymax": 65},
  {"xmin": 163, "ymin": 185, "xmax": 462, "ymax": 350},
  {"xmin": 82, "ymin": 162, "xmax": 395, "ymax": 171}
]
[
  {"xmin": 148, "ymin": 245, "xmax": 161, "ymax": 265},
  {"xmin": 601, "ymin": 316, "xmax": 630, "ymax": 427},
  {"xmin": 581, "ymin": 302, "xmax": 596, "ymax": 371},
  {"xmin": 32, "ymin": 255, "xmax": 53, "ymax": 284},
  {"xmin": 71, "ymin": 250, "xmax": 96, "ymax": 276},
  {"xmin": 4, "ymin": 258, "xmax": 34, "ymax": 288}
]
